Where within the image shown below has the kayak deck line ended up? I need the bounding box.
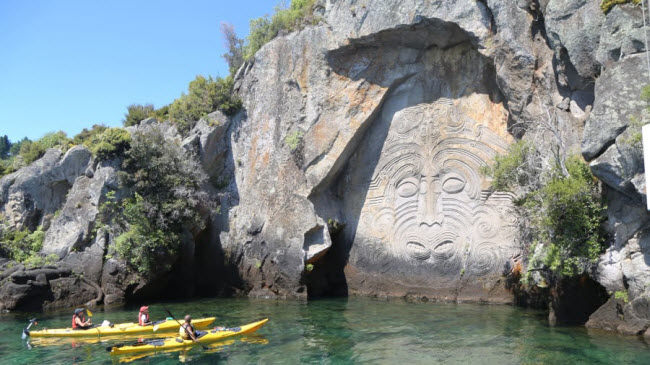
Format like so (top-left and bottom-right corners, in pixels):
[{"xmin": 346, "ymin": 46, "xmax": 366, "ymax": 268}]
[
  {"xmin": 28, "ymin": 317, "xmax": 216, "ymax": 338},
  {"xmin": 109, "ymin": 318, "xmax": 269, "ymax": 355}
]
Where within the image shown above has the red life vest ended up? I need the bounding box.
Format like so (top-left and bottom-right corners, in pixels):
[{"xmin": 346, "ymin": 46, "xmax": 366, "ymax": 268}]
[
  {"xmin": 72, "ymin": 314, "xmax": 85, "ymax": 329},
  {"xmin": 139, "ymin": 311, "xmax": 149, "ymax": 326}
]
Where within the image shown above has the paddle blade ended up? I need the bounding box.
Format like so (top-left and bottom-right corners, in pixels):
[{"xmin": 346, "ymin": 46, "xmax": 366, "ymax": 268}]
[{"xmin": 86, "ymin": 308, "xmax": 93, "ymax": 317}]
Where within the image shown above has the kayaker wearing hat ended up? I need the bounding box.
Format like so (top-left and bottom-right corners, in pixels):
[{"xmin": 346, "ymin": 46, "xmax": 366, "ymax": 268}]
[
  {"xmin": 138, "ymin": 306, "xmax": 152, "ymax": 326},
  {"xmin": 72, "ymin": 308, "xmax": 92, "ymax": 329}
]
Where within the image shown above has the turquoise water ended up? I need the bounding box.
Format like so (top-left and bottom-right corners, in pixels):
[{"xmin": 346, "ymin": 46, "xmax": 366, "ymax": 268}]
[{"xmin": 0, "ymin": 297, "xmax": 649, "ymax": 364}]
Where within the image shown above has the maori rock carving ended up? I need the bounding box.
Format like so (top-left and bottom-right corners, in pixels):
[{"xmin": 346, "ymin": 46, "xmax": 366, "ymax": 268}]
[{"xmin": 357, "ymin": 98, "xmax": 520, "ymax": 279}]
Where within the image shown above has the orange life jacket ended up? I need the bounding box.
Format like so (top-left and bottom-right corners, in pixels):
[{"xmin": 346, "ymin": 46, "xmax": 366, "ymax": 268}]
[
  {"xmin": 72, "ymin": 314, "xmax": 85, "ymax": 329},
  {"xmin": 138, "ymin": 311, "xmax": 149, "ymax": 326}
]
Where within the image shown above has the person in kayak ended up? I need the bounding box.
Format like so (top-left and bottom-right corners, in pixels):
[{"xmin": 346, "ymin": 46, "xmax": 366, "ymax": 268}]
[
  {"xmin": 138, "ymin": 306, "xmax": 152, "ymax": 326},
  {"xmin": 179, "ymin": 315, "xmax": 200, "ymax": 341},
  {"xmin": 72, "ymin": 308, "xmax": 92, "ymax": 329}
]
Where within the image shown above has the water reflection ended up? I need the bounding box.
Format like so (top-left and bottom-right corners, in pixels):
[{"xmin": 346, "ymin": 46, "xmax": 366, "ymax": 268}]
[{"xmin": 2, "ymin": 297, "xmax": 650, "ymax": 364}]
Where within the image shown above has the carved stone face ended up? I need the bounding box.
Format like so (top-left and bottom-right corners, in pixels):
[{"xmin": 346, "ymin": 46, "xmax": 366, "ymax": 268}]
[{"xmin": 358, "ymin": 99, "xmax": 519, "ymax": 277}]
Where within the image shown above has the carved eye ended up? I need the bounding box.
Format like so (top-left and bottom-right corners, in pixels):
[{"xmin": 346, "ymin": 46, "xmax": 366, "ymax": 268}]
[
  {"xmin": 442, "ymin": 176, "xmax": 465, "ymax": 193},
  {"xmin": 396, "ymin": 178, "xmax": 419, "ymax": 198}
]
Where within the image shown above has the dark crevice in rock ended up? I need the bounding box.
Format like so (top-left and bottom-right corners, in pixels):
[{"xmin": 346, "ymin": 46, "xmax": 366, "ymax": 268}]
[
  {"xmin": 548, "ymin": 275, "xmax": 609, "ymax": 325},
  {"xmin": 477, "ymin": 0, "xmax": 497, "ymax": 34},
  {"xmin": 304, "ymin": 224, "xmax": 348, "ymax": 299}
]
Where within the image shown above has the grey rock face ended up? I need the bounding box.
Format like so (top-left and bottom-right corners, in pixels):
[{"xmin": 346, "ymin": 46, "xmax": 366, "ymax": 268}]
[
  {"xmin": 0, "ymin": 147, "xmax": 92, "ymax": 230},
  {"xmin": 545, "ymin": 0, "xmax": 603, "ymax": 89},
  {"xmin": 582, "ymin": 53, "xmax": 648, "ymax": 161},
  {"xmin": 597, "ymin": 4, "xmax": 648, "ymax": 68},
  {"xmin": 42, "ymin": 160, "xmax": 118, "ymax": 258}
]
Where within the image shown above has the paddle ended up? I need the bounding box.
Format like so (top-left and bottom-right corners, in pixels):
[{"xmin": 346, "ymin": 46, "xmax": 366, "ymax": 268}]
[
  {"xmin": 152, "ymin": 319, "xmax": 165, "ymax": 332},
  {"xmin": 163, "ymin": 307, "xmax": 210, "ymax": 350},
  {"xmin": 22, "ymin": 318, "xmax": 37, "ymax": 339}
]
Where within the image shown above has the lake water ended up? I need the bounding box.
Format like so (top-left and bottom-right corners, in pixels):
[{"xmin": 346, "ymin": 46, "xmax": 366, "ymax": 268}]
[{"xmin": 0, "ymin": 297, "xmax": 648, "ymax": 364}]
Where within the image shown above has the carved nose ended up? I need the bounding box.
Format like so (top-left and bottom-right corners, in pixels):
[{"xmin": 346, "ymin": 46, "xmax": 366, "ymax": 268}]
[{"xmin": 419, "ymin": 183, "xmax": 443, "ymax": 227}]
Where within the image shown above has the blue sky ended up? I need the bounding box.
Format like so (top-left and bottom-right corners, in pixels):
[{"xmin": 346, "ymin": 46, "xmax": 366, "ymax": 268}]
[{"xmin": 0, "ymin": 0, "xmax": 277, "ymax": 141}]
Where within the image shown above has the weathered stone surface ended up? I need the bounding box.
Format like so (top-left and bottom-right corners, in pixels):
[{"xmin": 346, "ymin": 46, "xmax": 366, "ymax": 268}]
[
  {"xmin": 586, "ymin": 298, "xmax": 626, "ymax": 331},
  {"xmin": 42, "ymin": 159, "xmax": 118, "ymax": 258},
  {"xmin": 0, "ymin": 147, "xmax": 92, "ymax": 230},
  {"xmin": 582, "ymin": 53, "xmax": 648, "ymax": 161},
  {"xmin": 597, "ymin": 4, "xmax": 648, "ymax": 68},
  {"xmin": 337, "ymin": 56, "xmax": 518, "ymax": 301},
  {"xmin": 545, "ymin": 0, "xmax": 603, "ymax": 89}
]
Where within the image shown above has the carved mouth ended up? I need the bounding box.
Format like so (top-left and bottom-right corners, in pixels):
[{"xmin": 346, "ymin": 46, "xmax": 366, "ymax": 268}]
[
  {"xmin": 431, "ymin": 239, "xmax": 457, "ymax": 261},
  {"xmin": 406, "ymin": 241, "xmax": 431, "ymax": 260}
]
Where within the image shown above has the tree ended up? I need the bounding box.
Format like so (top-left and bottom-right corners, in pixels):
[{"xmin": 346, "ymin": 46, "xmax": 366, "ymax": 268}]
[
  {"xmin": 123, "ymin": 104, "xmax": 155, "ymax": 127},
  {"xmin": 168, "ymin": 75, "xmax": 242, "ymax": 134},
  {"xmin": 0, "ymin": 135, "xmax": 11, "ymax": 159},
  {"xmin": 10, "ymin": 137, "xmax": 29, "ymax": 157},
  {"xmin": 221, "ymin": 22, "xmax": 244, "ymax": 76}
]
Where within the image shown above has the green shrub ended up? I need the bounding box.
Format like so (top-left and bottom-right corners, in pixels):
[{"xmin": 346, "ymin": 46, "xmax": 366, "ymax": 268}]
[
  {"xmin": 485, "ymin": 146, "xmax": 607, "ymax": 278},
  {"xmin": 0, "ymin": 227, "xmax": 46, "ymax": 263},
  {"xmin": 168, "ymin": 75, "xmax": 242, "ymax": 134},
  {"xmin": 18, "ymin": 131, "xmax": 70, "ymax": 165},
  {"xmin": 91, "ymin": 128, "xmax": 131, "ymax": 161},
  {"xmin": 601, "ymin": 0, "xmax": 640, "ymax": 14},
  {"xmin": 285, "ymin": 130, "xmax": 303, "ymax": 151},
  {"xmin": 10, "ymin": 137, "xmax": 29, "ymax": 156},
  {"xmin": 244, "ymin": 0, "xmax": 317, "ymax": 60},
  {"xmin": 113, "ymin": 194, "xmax": 179, "ymax": 274},
  {"xmin": 99, "ymin": 126, "xmax": 214, "ymax": 275},
  {"xmin": 123, "ymin": 104, "xmax": 155, "ymax": 127},
  {"xmin": 482, "ymin": 140, "xmax": 539, "ymax": 192},
  {"xmin": 614, "ymin": 290, "xmax": 629, "ymax": 303},
  {"xmin": 72, "ymin": 124, "xmax": 108, "ymax": 146}
]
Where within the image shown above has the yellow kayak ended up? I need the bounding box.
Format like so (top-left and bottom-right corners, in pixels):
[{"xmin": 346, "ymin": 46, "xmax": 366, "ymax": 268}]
[
  {"xmin": 109, "ymin": 318, "xmax": 268, "ymax": 355},
  {"xmin": 27, "ymin": 317, "xmax": 216, "ymax": 338}
]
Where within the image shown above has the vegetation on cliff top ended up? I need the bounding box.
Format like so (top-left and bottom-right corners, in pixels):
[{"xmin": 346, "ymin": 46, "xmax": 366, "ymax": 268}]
[
  {"xmin": 484, "ymin": 141, "xmax": 607, "ymax": 279},
  {"xmin": 600, "ymin": 0, "xmax": 640, "ymax": 14},
  {"xmin": 244, "ymin": 0, "xmax": 318, "ymax": 60}
]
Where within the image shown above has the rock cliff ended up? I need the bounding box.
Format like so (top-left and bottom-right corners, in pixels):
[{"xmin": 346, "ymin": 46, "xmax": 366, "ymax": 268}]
[{"xmin": 1, "ymin": 0, "xmax": 650, "ymax": 337}]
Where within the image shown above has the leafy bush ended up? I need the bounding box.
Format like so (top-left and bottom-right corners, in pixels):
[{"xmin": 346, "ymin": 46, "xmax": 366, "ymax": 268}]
[
  {"xmin": 72, "ymin": 124, "xmax": 108, "ymax": 146},
  {"xmin": 91, "ymin": 128, "xmax": 131, "ymax": 161},
  {"xmin": 123, "ymin": 104, "xmax": 155, "ymax": 127},
  {"xmin": 484, "ymin": 146, "xmax": 607, "ymax": 278},
  {"xmin": 482, "ymin": 141, "xmax": 540, "ymax": 192},
  {"xmin": 168, "ymin": 75, "xmax": 242, "ymax": 134},
  {"xmin": 0, "ymin": 227, "xmax": 46, "ymax": 263},
  {"xmin": 18, "ymin": 131, "xmax": 70, "ymax": 165},
  {"xmin": 111, "ymin": 194, "xmax": 179, "ymax": 274},
  {"xmin": 614, "ymin": 290, "xmax": 629, "ymax": 303},
  {"xmin": 244, "ymin": 0, "xmax": 317, "ymax": 60},
  {"xmin": 601, "ymin": 0, "xmax": 639, "ymax": 14},
  {"xmin": 285, "ymin": 130, "xmax": 303, "ymax": 151},
  {"xmin": 100, "ymin": 126, "xmax": 214, "ymax": 274}
]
